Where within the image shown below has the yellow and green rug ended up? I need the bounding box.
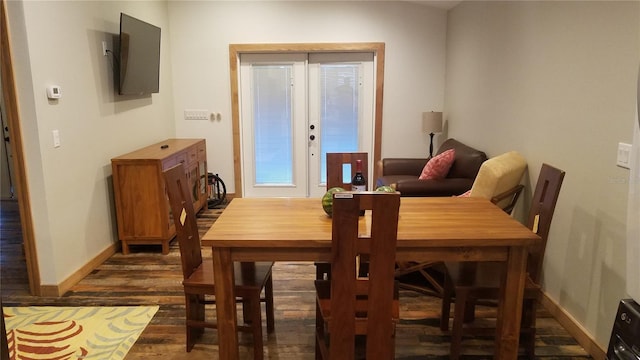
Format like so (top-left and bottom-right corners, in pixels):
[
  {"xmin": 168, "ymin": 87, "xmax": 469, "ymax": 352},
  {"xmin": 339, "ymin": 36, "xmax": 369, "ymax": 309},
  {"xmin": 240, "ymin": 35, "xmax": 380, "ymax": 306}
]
[{"xmin": 3, "ymin": 306, "xmax": 158, "ymax": 360}]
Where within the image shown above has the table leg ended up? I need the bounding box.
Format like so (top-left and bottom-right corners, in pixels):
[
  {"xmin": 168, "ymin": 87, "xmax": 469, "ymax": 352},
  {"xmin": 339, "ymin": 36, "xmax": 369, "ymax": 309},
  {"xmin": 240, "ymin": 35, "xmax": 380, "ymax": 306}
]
[
  {"xmin": 212, "ymin": 247, "xmax": 239, "ymax": 359},
  {"xmin": 495, "ymin": 246, "xmax": 528, "ymax": 359}
]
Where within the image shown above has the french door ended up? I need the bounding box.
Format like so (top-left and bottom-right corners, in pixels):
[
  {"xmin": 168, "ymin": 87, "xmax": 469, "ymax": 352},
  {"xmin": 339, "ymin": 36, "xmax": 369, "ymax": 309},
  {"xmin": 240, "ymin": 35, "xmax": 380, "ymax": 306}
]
[{"xmin": 239, "ymin": 52, "xmax": 374, "ymax": 198}]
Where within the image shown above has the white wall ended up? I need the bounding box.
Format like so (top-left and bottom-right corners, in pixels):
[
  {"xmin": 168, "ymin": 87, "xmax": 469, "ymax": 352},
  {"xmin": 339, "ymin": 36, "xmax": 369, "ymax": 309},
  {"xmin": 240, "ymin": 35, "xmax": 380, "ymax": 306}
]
[
  {"xmin": 6, "ymin": 0, "xmax": 448, "ymax": 289},
  {"xmin": 445, "ymin": 1, "xmax": 640, "ymax": 348},
  {"xmin": 6, "ymin": 0, "xmax": 176, "ymax": 286},
  {"xmin": 168, "ymin": 1, "xmax": 448, "ymax": 193}
]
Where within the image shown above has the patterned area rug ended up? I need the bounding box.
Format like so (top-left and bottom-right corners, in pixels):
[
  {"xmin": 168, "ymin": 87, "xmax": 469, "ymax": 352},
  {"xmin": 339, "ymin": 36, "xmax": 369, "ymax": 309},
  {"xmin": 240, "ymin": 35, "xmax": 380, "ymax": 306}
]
[{"xmin": 3, "ymin": 306, "xmax": 158, "ymax": 360}]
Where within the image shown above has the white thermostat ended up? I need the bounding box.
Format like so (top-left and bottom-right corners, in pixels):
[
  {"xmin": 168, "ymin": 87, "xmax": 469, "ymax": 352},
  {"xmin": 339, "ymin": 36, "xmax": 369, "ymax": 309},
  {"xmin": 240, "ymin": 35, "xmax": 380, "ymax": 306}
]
[{"xmin": 46, "ymin": 85, "xmax": 62, "ymax": 99}]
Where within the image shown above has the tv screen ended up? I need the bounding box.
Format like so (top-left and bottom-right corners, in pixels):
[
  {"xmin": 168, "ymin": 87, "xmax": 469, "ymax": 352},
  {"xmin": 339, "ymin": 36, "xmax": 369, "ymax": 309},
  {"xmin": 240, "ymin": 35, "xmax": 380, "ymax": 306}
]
[{"xmin": 119, "ymin": 13, "xmax": 161, "ymax": 95}]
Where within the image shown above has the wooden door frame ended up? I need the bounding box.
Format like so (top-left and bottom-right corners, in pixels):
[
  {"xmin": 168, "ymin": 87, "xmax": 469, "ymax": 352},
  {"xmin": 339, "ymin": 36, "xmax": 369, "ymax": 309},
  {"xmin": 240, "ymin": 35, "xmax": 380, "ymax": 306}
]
[
  {"xmin": 228, "ymin": 43, "xmax": 385, "ymax": 197},
  {"xmin": 1, "ymin": 0, "xmax": 40, "ymax": 295}
]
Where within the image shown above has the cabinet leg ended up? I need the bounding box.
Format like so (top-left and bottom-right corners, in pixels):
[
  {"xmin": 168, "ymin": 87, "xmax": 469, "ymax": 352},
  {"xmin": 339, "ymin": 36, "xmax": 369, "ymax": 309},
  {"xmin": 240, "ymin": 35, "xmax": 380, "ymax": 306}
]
[
  {"xmin": 162, "ymin": 241, "xmax": 170, "ymax": 255},
  {"xmin": 122, "ymin": 241, "xmax": 130, "ymax": 255}
]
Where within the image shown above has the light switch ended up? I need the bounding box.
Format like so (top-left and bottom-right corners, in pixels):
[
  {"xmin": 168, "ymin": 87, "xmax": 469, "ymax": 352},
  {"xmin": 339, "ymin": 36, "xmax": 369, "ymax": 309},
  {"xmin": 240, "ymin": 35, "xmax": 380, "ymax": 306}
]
[
  {"xmin": 617, "ymin": 142, "xmax": 632, "ymax": 169},
  {"xmin": 52, "ymin": 130, "xmax": 61, "ymax": 148},
  {"xmin": 184, "ymin": 109, "xmax": 210, "ymax": 120}
]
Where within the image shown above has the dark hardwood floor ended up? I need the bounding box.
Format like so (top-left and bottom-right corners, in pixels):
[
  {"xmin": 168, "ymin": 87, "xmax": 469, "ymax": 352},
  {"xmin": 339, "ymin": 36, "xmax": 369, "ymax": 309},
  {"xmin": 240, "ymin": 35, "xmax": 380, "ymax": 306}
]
[
  {"xmin": 0, "ymin": 200, "xmax": 591, "ymax": 359},
  {"xmin": 0, "ymin": 200, "xmax": 29, "ymax": 296}
]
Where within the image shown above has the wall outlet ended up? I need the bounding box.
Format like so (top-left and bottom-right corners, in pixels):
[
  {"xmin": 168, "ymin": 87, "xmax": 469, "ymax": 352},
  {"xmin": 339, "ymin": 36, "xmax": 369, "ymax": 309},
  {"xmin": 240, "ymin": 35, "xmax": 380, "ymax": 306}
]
[{"xmin": 616, "ymin": 142, "xmax": 632, "ymax": 169}]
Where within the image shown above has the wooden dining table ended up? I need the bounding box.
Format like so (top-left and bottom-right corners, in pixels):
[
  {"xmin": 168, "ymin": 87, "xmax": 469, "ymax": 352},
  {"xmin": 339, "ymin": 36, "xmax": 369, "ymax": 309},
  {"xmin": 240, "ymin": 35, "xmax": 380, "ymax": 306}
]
[{"xmin": 201, "ymin": 196, "xmax": 541, "ymax": 359}]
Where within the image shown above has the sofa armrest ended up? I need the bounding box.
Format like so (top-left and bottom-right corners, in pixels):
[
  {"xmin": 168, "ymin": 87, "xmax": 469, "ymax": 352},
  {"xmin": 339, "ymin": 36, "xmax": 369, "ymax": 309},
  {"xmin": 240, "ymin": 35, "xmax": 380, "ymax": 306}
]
[
  {"xmin": 394, "ymin": 178, "xmax": 474, "ymax": 197},
  {"xmin": 381, "ymin": 158, "xmax": 428, "ymax": 177},
  {"xmin": 437, "ymin": 138, "xmax": 488, "ymax": 180}
]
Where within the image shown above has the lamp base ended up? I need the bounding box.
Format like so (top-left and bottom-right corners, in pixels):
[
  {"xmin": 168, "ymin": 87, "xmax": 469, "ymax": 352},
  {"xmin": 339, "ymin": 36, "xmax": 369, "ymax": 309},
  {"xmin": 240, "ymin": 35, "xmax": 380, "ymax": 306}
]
[{"xmin": 428, "ymin": 133, "xmax": 435, "ymax": 158}]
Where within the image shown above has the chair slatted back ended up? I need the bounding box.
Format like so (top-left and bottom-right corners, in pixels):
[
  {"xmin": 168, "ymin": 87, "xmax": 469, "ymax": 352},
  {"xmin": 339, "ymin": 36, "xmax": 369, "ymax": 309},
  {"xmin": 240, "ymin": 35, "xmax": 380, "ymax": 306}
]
[
  {"xmin": 163, "ymin": 163, "xmax": 203, "ymax": 280},
  {"xmin": 329, "ymin": 192, "xmax": 400, "ymax": 359},
  {"xmin": 326, "ymin": 152, "xmax": 369, "ymax": 191},
  {"xmin": 526, "ymin": 163, "xmax": 565, "ymax": 282}
]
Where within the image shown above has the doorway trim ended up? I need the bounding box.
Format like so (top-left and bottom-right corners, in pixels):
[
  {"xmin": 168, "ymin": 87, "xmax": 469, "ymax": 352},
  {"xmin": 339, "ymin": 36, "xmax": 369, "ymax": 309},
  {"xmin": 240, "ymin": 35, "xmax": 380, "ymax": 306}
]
[
  {"xmin": 1, "ymin": 0, "xmax": 40, "ymax": 295},
  {"xmin": 229, "ymin": 43, "xmax": 385, "ymax": 198}
]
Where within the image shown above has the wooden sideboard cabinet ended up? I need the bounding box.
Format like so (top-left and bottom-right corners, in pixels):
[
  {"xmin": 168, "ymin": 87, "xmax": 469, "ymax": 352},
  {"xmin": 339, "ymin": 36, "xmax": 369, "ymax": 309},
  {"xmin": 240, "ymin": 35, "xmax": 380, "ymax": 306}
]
[{"xmin": 111, "ymin": 138, "xmax": 207, "ymax": 254}]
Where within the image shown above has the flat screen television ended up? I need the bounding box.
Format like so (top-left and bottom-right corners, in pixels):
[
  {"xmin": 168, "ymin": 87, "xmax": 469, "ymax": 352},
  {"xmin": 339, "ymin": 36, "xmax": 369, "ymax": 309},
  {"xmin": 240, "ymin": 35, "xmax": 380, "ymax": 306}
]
[{"xmin": 118, "ymin": 13, "xmax": 161, "ymax": 95}]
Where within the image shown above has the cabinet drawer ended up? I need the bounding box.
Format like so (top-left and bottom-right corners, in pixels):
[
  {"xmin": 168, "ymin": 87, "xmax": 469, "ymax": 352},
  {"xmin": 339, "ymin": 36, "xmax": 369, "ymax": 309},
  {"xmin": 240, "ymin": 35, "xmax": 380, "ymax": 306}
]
[
  {"xmin": 187, "ymin": 146, "xmax": 198, "ymax": 165},
  {"xmin": 175, "ymin": 152, "xmax": 188, "ymax": 166},
  {"xmin": 197, "ymin": 142, "xmax": 206, "ymax": 161},
  {"xmin": 162, "ymin": 156, "xmax": 177, "ymax": 170}
]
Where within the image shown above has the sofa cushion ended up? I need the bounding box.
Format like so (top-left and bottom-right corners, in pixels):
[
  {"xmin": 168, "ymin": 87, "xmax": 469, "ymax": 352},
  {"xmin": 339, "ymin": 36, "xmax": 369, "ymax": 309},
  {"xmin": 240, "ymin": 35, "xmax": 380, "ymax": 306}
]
[
  {"xmin": 380, "ymin": 158, "xmax": 428, "ymax": 177},
  {"xmin": 436, "ymin": 139, "xmax": 487, "ymax": 180},
  {"xmin": 419, "ymin": 149, "xmax": 455, "ymax": 180},
  {"xmin": 469, "ymin": 151, "xmax": 527, "ymax": 209},
  {"xmin": 395, "ymin": 178, "xmax": 474, "ymax": 197},
  {"xmin": 376, "ymin": 175, "xmax": 417, "ymax": 188}
]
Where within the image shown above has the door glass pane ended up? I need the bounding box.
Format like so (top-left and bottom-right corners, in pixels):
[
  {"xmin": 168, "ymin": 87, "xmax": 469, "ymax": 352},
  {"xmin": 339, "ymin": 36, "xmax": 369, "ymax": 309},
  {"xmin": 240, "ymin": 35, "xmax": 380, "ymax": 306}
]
[
  {"xmin": 319, "ymin": 64, "xmax": 360, "ymax": 183},
  {"xmin": 253, "ymin": 65, "xmax": 293, "ymax": 184}
]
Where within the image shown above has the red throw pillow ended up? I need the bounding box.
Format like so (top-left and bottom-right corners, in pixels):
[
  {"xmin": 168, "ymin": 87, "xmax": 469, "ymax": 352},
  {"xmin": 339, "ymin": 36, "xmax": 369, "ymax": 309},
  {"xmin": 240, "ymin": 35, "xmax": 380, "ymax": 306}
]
[{"xmin": 419, "ymin": 149, "xmax": 455, "ymax": 180}]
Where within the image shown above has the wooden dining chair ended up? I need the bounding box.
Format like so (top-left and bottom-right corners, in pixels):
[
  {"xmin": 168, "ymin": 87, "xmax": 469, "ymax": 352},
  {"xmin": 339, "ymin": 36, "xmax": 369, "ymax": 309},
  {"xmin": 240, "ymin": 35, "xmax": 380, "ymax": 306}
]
[
  {"xmin": 315, "ymin": 191, "xmax": 401, "ymax": 360},
  {"xmin": 326, "ymin": 152, "xmax": 369, "ymax": 191},
  {"xmin": 439, "ymin": 163, "xmax": 565, "ymax": 360},
  {"xmin": 395, "ymin": 151, "xmax": 527, "ymax": 298},
  {"xmin": 317, "ymin": 152, "xmax": 370, "ymax": 280},
  {"xmin": 163, "ymin": 164, "xmax": 275, "ymax": 359}
]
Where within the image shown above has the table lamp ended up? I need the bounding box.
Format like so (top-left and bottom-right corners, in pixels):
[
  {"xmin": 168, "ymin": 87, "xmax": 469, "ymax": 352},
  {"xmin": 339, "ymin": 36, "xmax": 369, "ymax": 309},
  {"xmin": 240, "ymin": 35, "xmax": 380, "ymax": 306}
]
[{"xmin": 422, "ymin": 111, "xmax": 443, "ymax": 158}]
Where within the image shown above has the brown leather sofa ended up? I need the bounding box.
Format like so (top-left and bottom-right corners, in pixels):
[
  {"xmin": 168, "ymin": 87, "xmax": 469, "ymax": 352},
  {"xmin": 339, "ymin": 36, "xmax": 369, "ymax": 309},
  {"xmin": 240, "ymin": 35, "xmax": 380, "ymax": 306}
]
[{"xmin": 376, "ymin": 138, "xmax": 487, "ymax": 197}]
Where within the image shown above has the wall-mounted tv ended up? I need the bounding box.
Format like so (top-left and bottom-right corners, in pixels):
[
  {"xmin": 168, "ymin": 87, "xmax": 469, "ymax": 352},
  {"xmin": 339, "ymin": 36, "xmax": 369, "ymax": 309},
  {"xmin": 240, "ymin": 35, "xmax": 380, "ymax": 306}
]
[{"xmin": 118, "ymin": 13, "xmax": 161, "ymax": 95}]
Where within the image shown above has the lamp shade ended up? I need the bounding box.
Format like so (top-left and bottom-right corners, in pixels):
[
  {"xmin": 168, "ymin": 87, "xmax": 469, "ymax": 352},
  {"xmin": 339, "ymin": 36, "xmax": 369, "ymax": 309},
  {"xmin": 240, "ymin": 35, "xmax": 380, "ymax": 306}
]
[{"xmin": 422, "ymin": 112, "xmax": 443, "ymax": 134}]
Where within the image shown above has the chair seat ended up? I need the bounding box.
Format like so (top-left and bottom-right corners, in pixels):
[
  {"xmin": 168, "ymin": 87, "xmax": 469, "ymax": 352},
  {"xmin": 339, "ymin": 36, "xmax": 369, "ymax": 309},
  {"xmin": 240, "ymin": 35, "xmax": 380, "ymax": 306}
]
[{"xmin": 183, "ymin": 260, "xmax": 274, "ymax": 294}]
